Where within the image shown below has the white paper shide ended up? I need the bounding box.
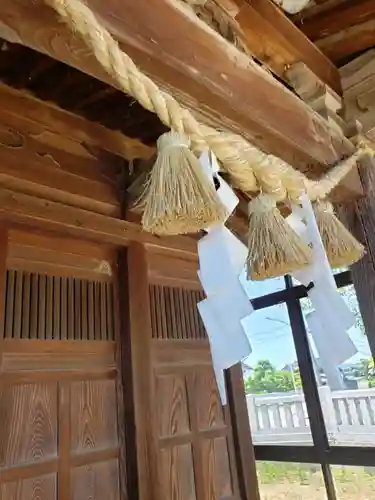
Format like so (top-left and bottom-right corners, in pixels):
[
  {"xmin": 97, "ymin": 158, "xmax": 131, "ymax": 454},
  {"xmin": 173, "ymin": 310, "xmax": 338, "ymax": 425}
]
[{"xmin": 197, "ymin": 152, "xmax": 253, "ymax": 405}]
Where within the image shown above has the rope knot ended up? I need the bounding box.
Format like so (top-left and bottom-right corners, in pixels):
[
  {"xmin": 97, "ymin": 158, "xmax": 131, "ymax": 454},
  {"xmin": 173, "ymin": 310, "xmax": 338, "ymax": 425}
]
[
  {"xmin": 157, "ymin": 131, "xmax": 190, "ymax": 152},
  {"xmin": 314, "ymin": 200, "xmax": 334, "ymax": 215},
  {"xmin": 249, "ymin": 194, "xmax": 276, "ymax": 214}
]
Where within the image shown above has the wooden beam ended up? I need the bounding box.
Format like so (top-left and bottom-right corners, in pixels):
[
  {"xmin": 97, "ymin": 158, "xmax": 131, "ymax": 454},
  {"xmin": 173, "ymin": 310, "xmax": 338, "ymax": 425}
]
[
  {"xmin": 232, "ymin": 0, "xmax": 341, "ymax": 95},
  {"xmin": 0, "ymin": 188, "xmax": 198, "ymax": 257},
  {"xmin": 0, "ymin": 135, "xmax": 121, "ymax": 217},
  {"xmin": 294, "ymin": 0, "xmax": 375, "ymax": 63},
  {"xmin": 340, "ymin": 51, "xmax": 375, "ymax": 139},
  {"xmin": 294, "ymin": 0, "xmax": 375, "ymax": 41},
  {"xmin": 0, "ymin": 83, "xmax": 154, "ymax": 163},
  {"xmin": 0, "ymin": 0, "xmax": 358, "ymax": 178}
]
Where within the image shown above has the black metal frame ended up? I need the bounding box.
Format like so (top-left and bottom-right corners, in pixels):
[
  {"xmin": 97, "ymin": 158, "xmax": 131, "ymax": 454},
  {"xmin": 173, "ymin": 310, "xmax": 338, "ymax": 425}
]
[{"xmin": 249, "ymin": 270, "xmax": 375, "ymax": 500}]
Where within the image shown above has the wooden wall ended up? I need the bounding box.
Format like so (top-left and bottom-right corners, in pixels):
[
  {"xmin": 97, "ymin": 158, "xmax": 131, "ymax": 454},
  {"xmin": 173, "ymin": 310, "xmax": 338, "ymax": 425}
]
[{"xmin": 0, "ymin": 83, "xmax": 259, "ymax": 500}]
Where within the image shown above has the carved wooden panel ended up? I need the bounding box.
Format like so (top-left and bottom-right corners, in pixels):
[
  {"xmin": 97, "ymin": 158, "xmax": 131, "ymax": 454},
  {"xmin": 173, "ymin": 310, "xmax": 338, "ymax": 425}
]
[{"xmin": 3, "ymin": 270, "xmax": 115, "ymax": 341}]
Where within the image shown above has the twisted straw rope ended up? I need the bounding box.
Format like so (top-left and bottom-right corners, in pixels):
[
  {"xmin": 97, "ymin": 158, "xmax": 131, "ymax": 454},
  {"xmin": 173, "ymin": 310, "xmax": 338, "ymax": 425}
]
[{"xmin": 45, "ymin": 0, "xmax": 369, "ymax": 202}]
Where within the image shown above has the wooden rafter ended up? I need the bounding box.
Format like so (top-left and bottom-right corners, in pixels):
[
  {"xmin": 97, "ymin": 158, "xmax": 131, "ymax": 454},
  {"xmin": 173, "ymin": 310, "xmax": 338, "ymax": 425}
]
[
  {"xmin": 0, "ymin": 0, "xmax": 360, "ymax": 184},
  {"xmin": 293, "ymin": 0, "xmax": 375, "ymax": 63},
  {"xmin": 226, "ymin": 0, "xmax": 341, "ymax": 94}
]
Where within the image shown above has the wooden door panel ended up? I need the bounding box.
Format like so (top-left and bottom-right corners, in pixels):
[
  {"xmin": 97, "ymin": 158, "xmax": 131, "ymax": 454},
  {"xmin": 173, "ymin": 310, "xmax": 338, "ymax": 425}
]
[
  {"xmin": 201, "ymin": 437, "xmax": 233, "ymax": 500},
  {"xmin": 150, "ymin": 283, "xmax": 241, "ymax": 500},
  {"xmin": 160, "ymin": 445, "xmax": 197, "ymax": 500},
  {"xmin": 70, "ymin": 379, "xmax": 119, "ymax": 453},
  {"xmin": 0, "ymin": 383, "xmax": 58, "ymax": 467},
  {"xmin": 156, "ymin": 374, "xmax": 191, "ymax": 438},
  {"xmin": 0, "ymin": 268, "xmax": 122, "ymax": 500},
  {"xmin": 71, "ymin": 459, "xmax": 120, "ymax": 500},
  {"xmin": 1, "ymin": 473, "xmax": 57, "ymax": 500},
  {"xmin": 193, "ymin": 369, "xmax": 225, "ymax": 431}
]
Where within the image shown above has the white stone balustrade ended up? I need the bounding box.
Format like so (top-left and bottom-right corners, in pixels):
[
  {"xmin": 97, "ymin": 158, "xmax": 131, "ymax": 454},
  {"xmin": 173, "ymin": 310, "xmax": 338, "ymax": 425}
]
[{"xmin": 247, "ymin": 386, "xmax": 375, "ymax": 446}]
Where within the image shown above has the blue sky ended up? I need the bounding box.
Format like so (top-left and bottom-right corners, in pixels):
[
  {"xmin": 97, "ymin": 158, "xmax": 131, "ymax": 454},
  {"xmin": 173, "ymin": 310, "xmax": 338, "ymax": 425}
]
[{"xmin": 239, "ymin": 273, "xmax": 372, "ymax": 370}]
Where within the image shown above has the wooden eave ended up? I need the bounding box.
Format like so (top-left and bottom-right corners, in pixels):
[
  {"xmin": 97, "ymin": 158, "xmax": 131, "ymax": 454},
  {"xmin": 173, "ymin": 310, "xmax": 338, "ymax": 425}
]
[{"xmin": 0, "ymin": 0, "xmax": 361, "ymax": 191}]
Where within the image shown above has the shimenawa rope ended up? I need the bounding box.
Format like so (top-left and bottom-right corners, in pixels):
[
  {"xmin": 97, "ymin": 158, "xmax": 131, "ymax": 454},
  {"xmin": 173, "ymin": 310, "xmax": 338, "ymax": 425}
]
[{"xmin": 44, "ymin": 0, "xmax": 370, "ymax": 203}]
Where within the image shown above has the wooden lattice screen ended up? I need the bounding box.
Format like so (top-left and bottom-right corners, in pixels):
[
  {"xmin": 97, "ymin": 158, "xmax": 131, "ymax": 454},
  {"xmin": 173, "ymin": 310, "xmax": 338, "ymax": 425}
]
[
  {"xmin": 149, "ymin": 284, "xmax": 206, "ymax": 340},
  {"xmin": 3, "ymin": 270, "xmax": 115, "ymax": 340}
]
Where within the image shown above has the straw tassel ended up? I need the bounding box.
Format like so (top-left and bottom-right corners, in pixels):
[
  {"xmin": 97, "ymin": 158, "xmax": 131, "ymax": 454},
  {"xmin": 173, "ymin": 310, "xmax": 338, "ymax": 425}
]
[
  {"xmin": 313, "ymin": 200, "xmax": 365, "ymax": 268},
  {"xmin": 138, "ymin": 131, "xmax": 228, "ymax": 235},
  {"xmin": 247, "ymin": 194, "xmax": 312, "ymax": 281}
]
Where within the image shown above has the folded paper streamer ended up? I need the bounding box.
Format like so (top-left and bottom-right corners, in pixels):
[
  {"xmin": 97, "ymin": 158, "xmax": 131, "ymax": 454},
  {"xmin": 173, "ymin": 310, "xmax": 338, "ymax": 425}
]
[
  {"xmin": 213, "ymin": 363, "xmax": 227, "ymax": 406},
  {"xmin": 198, "ymin": 151, "xmax": 252, "ymax": 405},
  {"xmin": 200, "ymin": 150, "xmax": 239, "ymax": 229},
  {"xmin": 306, "ymin": 310, "xmax": 356, "ymax": 367},
  {"xmin": 198, "ymin": 225, "xmax": 248, "ymax": 296},
  {"xmin": 198, "ymin": 295, "xmax": 251, "ymax": 404},
  {"xmin": 306, "ymin": 311, "xmax": 356, "ymax": 390},
  {"xmin": 288, "ymin": 194, "xmax": 357, "ymax": 377},
  {"xmin": 198, "ymin": 293, "xmax": 251, "ymax": 370}
]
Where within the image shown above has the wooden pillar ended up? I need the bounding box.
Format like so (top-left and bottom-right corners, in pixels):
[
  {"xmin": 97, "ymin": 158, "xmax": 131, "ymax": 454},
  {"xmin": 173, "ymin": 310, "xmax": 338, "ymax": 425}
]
[
  {"xmin": 339, "ymin": 52, "xmax": 375, "ymax": 358},
  {"xmin": 116, "ymin": 242, "xmax": 160, "ymax": 500},
  {"xmin": 340, "ymin": 157, "xmax": 375, "ymax": 358},
  {"xmin": 226, "ymin": 364, "xmax": 261, "ymax": 500}
]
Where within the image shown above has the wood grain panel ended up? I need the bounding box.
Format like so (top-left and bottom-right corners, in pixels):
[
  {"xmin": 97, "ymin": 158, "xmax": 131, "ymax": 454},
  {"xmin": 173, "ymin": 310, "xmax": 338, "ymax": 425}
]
[
  {"xmin": 148, "ymin": 252, "xmax": 200, "ymax": 290},
  {"xmin": 156, "ymin": 375, "xmax": 190, "ymax": 438},
  {"xmin": 8, "ymin": 228, "xmax": 116, "ymax": 281},
  {"xmin": 201, "ymin": 437, "xmax": 233, "ymax": 500},
  {"xmin": 160, "ymin": 445, "xmax": 196, "ymax": 500},
  {"xmin": 70, "ymin": 380, "xmax": 118, "ymax": 453},
  {"xmin": 195, "ymin": 369, "xmax": 225, "ymax": 431},
  {"xmin": 1, "ymin": 473, "xmax": 57, "ymax": 500},
  {"xmin": 71, "ymin": 459, "xmax": 120, "ymax": 500},
  {"xmin": 1, "ymin": 340, "xmax": 116, "ymax": 373},
  {"xmin": 152, "ymin": 340, "xmax": 212, "ymax": 370},
  {"xmin": 0, "ymin": 383, "xmax": 57, "ymax": 467},
  {"xmin": 0, "ymin": 137, "xmax": 120, "ymax": 217}
]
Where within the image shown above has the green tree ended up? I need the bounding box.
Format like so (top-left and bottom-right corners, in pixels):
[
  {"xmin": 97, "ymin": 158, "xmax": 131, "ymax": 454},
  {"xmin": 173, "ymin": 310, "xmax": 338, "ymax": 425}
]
[
  {"xmin": 368, "ymin": 358, "xmax": 375, "ymax": 388},
  {"xmin": 244, "ymin": 359, "xmax": 302, "ymax": 394}
]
